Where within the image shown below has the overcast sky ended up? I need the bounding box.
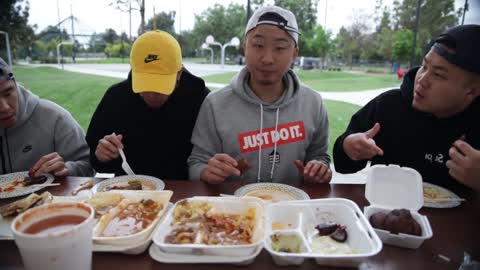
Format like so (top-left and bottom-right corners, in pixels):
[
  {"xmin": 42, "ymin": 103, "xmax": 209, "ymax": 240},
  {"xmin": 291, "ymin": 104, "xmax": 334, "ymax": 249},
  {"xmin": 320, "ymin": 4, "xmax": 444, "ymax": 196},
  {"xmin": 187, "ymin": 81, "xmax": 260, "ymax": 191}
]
[{"xmin": 27, "ymin": 0, "xmax": 479, "ymax": 38}]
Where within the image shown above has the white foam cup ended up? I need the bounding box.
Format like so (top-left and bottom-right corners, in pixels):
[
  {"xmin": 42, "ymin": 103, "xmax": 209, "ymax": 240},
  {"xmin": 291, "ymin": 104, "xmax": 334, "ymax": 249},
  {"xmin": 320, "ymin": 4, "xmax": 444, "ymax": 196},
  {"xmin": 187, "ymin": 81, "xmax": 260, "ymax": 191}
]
[{"xmin": 11, "ymin": 202, "xmax": 95, "ymax": 270}]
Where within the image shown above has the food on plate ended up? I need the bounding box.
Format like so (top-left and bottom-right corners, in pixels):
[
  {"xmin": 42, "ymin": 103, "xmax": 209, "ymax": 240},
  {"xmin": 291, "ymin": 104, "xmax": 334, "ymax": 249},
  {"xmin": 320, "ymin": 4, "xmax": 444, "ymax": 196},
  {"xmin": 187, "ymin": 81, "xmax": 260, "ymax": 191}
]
[
  {"xmin": 244, "ymin": 189, "xmax": 295, "ymax": 203},
  {"xmin": 236, "ymin": 158, "xmax": 251, "ymax": 176},
  {"xmin": 0, "ymin": 174, "xmax": 48, "ymax": 193},
  {"xmin": 100, "ymin": 199, "xmax": 163, "ymax": 237},
  {"xmin": 85, "ymin": 192, "xmax": 124, "ymax": 219},
  {"xmin": 369, "ymin": 209, "xmax": 422, "ymax": 236},
  {"xmin": 0, "ymin": 191, "xmax": 53, "ymax": 217},
  {"xmin": 104, "ymin": 180, "xmax": 153, "ymax": 191},
  {"xmin": 165, "ymin": 199, "xmax": 256, "ymax": 245},
  {"xmin": 310, "ymin": 235, "xmax": 357, "ymax": 254},
  {"xmin": 270, "ymin": 233, "xmax": 303, "ymax": 253},
  {"xmin": 72, "ymin": 180, "xmax": 95, "ymax": 195},
  {"xmin": 423, "ymin": 185, "xmax": 452, "ymax": 203},
  {"xmin": 315, "ymin": 223, "xmax": 348, "ymax": 243}
]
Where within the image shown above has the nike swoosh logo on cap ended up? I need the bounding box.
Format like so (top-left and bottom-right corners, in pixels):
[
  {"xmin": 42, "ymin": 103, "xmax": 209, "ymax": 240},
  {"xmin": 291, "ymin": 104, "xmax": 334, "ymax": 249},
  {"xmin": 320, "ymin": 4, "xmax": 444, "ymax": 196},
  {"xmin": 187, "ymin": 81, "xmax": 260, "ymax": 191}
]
[{"xmin": 144, "ymin": 54, "xmax": 159, "ymax": 63}]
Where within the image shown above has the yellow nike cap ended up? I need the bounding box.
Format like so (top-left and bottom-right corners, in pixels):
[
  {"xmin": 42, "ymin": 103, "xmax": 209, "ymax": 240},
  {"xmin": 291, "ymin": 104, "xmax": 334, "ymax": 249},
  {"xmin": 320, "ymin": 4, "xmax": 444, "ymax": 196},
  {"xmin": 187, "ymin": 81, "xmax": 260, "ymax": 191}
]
[{"xmin": 130, "ymin": 30, "xmax": 182, "ymax": 95}]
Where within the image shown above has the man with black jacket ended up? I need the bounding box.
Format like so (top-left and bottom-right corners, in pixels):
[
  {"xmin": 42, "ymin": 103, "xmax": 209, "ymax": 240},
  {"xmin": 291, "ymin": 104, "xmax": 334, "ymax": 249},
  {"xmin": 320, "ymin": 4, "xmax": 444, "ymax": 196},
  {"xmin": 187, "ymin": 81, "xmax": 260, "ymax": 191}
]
[
  {"xmin": 333, "ymin": 25, "xmax": 480, "ymax": 190},
  {"xmin": 86, "ymin": 30, "xmax": 209, "ymax": 180}
]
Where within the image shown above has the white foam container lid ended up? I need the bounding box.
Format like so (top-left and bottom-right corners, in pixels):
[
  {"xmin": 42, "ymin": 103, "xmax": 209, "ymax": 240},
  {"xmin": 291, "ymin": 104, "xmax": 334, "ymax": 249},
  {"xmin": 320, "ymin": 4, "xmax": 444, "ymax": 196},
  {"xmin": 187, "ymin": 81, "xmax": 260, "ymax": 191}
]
[
  {"xmin": 152, "ymin": 196, "xmax": 265, "ymax": 257},
  {"xmin": 264, "ymin": 198, "xmax": 383, "ymax": 267},
  {"xmin": 364, "ymin": 164, "xmax": 433, "ymax": 249}
]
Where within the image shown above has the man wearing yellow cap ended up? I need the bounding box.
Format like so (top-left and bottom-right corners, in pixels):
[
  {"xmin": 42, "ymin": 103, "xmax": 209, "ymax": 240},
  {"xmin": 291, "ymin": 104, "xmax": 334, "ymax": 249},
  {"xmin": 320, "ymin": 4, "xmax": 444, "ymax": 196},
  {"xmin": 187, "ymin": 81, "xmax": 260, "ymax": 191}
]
[{"xmin": 86, "ymin": 30, "xmax": 209, "ymax": 179}]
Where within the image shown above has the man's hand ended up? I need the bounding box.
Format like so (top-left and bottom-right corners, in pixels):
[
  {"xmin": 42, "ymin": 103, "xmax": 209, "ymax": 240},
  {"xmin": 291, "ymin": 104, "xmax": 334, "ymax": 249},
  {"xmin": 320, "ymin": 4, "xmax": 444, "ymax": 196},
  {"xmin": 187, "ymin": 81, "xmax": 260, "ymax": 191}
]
[
  {"xmin": 447, "ymin": 140, "xmax": 480, "ymax": 190},
  {"xmin": 343, "ymin": 123, "xmax": 384, "ymax": 161},
  {"xmin": 295, "ymin": 160, "xmax": 332, "ymax": 183},
  {"xmin": 95, "ymin": 133, "xmax": 123, "ymax": 162},
  {"xmin": 200, "ymin": 153, "xmax": 241, "ymax": 184},
  {"xmin": 31, "ymin": 152, "xmax": 68, "ymax": 177}
]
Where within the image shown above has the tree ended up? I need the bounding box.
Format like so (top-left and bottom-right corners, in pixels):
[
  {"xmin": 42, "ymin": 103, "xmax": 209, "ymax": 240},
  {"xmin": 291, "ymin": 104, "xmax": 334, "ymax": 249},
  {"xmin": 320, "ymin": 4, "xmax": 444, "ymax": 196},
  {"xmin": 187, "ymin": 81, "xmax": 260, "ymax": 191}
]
[
  {"xmin": 111, "ymin": 0, "xmax": 146, "ymax": 36},
  {"xmin": 0, "ymin": 0, "xmax": 36, "ymax": 60},
  {"xmin": 392, "ymin": 29, "xmax": 413, "ymax": 63},
  {"xmin": 102, "ymin": 29, "xmax": 119, "ymax": 45},
  {"xmin": 307, "ymin": 25, "xmax": 331, "ymax": 64},
  {"xmin": 392, "ymin": 0, "xmax": 460, "ymax": 64},
  {"xmin": 190, "ymin": 3, "xmax": 246, "ymax": 61},
  {"xmin": 145, "ymin": 11, "xmax": 176, "ymax": 34}
]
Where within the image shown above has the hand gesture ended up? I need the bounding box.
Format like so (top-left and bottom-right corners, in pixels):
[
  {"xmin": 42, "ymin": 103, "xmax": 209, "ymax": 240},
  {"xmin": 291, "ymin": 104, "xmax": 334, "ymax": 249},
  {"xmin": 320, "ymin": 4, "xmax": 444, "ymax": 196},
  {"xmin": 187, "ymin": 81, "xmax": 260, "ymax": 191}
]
[
  {"xmin": 447, "ymin": 140, "xmax": 480, "ymax": 190},
  {"xmin": 31, "ymin": 152, "xmax": 68, "ymax": 177},
  {"xmin": 343, "ymin": 123, "xmax": 384, "ymax": 161},
  {"xmin": 295, "ymin": 160, "xmax": 332, "ymax": 183},
  {"xmin": 200, "ymin": 153, "xmax": 240, "ymax": 184},
  {"xmin": 95, "ymin": 133, "xmax": 123, "ymax": 162}
]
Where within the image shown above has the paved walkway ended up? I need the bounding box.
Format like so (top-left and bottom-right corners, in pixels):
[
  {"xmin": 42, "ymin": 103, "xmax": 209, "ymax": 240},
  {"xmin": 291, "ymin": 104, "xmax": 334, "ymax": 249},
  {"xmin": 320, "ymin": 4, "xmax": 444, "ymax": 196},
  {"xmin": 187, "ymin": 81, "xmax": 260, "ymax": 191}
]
[{"xmin": 30, "ymin": 63, "xmax": 396, "ymax": 106}]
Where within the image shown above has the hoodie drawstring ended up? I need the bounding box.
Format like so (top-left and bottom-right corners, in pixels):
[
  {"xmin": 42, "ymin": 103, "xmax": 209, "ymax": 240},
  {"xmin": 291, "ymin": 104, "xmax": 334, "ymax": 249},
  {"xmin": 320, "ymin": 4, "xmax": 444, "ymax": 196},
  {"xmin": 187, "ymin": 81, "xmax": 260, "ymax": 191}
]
[
  {"xmin": 270, "ymin": 108, "xmax": 280, "ymax": 180},
  {"xmin": 257, "ymin": 105, "xmax": 280, "ymax": 182},
  {"xmin": 257, "ymin": 104, "xmax": 264, "ymax": 182}
]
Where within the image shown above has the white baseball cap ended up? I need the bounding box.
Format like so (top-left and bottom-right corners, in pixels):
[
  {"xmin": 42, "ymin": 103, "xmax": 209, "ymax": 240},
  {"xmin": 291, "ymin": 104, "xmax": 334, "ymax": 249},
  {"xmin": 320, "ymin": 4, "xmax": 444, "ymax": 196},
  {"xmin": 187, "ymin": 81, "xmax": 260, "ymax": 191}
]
[{"xmin": 245, "ymin": 5, "xmax": 300, "ymax": 46}]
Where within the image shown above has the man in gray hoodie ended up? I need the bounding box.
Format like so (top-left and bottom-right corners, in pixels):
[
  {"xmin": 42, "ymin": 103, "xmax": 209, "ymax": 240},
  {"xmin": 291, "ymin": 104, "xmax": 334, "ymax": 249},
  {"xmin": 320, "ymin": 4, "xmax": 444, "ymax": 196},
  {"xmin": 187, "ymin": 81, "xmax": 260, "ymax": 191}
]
[
  {"xmin": 188, "ymin": 6, "xmax": 331, "ymax": 185},
  {"xmin": 0, "ymin": 58, "xmax": 93, "ymax": 177}
]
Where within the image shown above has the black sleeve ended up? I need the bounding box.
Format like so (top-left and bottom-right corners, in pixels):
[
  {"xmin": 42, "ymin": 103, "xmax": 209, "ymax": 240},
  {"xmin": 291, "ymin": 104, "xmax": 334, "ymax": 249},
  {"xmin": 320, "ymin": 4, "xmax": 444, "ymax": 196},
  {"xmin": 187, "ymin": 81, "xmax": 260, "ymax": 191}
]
[
  {"xmin": 85, "ymin": 86, "xmax": 122, "ymax": 173},
  {"xmin": 333, "ymin": 98, "xmax": 380, "ymax": 173}
]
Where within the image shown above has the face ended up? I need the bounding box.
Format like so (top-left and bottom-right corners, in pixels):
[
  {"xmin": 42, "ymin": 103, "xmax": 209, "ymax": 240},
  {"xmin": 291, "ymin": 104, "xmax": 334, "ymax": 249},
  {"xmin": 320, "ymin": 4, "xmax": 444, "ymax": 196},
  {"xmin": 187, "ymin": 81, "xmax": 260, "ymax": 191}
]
[
  {"xmin": 0, "ymin": 80, "xmax": 18, "ymax": 128},
  {"xmin": 139, "ymin": 69, "xmax": 183, "ymax": 109},
  {"xmin": 413, "ymin": 49, "xmax": 479, "ymax": 118},
  {"xmin": 244, "ymin": 24, "xmax": 298, "ymax": 87}
]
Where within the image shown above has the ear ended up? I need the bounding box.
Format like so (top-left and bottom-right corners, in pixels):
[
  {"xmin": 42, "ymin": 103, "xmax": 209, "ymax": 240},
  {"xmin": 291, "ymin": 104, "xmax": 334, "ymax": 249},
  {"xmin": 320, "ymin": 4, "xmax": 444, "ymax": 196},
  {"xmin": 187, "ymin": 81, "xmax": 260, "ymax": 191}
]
[
  {"xmin": 466, "ymin": 79, "xmax": 480, "ymax": 100},
  {"xmin": 176, "ymin": 66, "xmax": 184, "ymax": 81}
]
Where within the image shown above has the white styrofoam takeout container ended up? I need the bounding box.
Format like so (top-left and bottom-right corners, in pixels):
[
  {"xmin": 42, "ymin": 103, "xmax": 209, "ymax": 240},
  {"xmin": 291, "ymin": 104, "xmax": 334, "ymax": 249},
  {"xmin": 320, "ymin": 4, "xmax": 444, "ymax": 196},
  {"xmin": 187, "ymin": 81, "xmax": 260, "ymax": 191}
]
[
  {"xmin": 264, "ymin": 198, "xmax": 383, "ymax": 267},
  {"xmin": 92, "ymin": 190, "xmax": 173, "ymax": 246},
  {"xmin": 153, "ymin": 196, "xmax": 265, "ymax": 257},
  {"xmin": 364, "ymin": 164, "xmax": 433, "ymax": 249}
]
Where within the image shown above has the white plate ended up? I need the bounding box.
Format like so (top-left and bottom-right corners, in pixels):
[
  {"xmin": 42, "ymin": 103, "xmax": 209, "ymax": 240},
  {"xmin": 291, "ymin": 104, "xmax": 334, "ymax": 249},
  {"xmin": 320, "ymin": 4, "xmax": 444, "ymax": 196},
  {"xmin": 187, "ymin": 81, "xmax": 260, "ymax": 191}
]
[
  {"xmin": 149, "ymin": 242, "xmax": 262, "ymax": 264},
  {"xmin": 234, "ymin": 183, "xmax": 310, "ymax": 203},
  {"xmin": 91, "ymin": 175, "xmax": 165, "ymax": 193},
  {"xmin": 423, "ymin": 182, "xmax": 461, "ymax": 208},
  {"xmin": 0, "ymin": 172, "xmax": 54, "ymax": 199}
]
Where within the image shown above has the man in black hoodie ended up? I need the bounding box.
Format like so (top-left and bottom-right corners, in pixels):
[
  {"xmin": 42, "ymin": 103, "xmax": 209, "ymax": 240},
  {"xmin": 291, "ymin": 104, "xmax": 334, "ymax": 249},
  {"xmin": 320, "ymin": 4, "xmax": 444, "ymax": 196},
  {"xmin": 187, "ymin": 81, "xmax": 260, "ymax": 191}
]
[
  {"xmin": 333, "ymin": 25, "xmax": 480, "ymax": 190},
  {"xmin": 86, "ymin": 30, "xmax": 209, "ymax": 180}
]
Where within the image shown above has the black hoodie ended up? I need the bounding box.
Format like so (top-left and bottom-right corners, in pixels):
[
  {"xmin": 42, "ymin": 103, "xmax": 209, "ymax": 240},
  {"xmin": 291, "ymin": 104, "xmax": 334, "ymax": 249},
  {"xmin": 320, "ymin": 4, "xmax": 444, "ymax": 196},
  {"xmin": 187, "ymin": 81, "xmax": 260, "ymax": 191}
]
[
  {"xmin": 333, "ymin": 67, "xmax": 480, "ymax": 189},
  {"xmin": 85, "ymin": 69, "xmax": 209, "ymax": 180}
]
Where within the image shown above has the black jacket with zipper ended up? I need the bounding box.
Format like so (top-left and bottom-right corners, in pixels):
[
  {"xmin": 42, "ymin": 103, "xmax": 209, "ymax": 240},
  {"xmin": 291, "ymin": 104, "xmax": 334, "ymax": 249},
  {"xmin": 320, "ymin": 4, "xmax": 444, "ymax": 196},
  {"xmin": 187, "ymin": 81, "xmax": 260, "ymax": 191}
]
[
  {"xmin": 85, "ymin": 69, "xmax": 209, "ymax": 180},
  {"xmin": 333, "ymin": 67, "xmax": 480, "ymax": 189}
]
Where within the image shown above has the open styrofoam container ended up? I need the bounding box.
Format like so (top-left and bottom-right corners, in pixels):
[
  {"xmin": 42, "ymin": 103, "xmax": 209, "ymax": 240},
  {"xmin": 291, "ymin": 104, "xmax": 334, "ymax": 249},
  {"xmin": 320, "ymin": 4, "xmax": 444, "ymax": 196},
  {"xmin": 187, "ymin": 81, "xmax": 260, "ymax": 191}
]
[
  {"xmin": 364, "ymin": 164, "xmax": 433, "ymax": 249},
  {"xmin": 92, "ymin": 190, "xmax": 173, "ymax": 246},
  {"xmin": 264, "ymin": 198, "xmax": 382, "ymax": 267},
  {"xmin": 153, "ymin": 196, "xmax": 265, "ymax": 257}
]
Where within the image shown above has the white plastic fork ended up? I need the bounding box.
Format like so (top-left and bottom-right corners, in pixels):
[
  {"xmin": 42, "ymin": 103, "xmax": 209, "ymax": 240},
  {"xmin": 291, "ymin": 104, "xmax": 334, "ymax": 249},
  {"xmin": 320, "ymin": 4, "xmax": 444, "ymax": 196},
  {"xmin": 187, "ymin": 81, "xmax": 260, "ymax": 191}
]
[{"xmin": 119, "ymin": 148, "xmax": 135, "ymax": 175}]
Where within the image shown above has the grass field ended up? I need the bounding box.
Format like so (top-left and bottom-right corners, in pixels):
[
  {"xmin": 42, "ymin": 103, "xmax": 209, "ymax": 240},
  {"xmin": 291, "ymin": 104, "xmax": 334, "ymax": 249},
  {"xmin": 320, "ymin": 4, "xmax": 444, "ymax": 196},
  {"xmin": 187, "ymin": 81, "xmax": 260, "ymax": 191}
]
[
  {"xmin": 202, "ymin": 70, "xmax": 399, "ymax": 92},
  {"xmin": 12, "ymin": 66, "xmax": 359, "ymax": 155}
]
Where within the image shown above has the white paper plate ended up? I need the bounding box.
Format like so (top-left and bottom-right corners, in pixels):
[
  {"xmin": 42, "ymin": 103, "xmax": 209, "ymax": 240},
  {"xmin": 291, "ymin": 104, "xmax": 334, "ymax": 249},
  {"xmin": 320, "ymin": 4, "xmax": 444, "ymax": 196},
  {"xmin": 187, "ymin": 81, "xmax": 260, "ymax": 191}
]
[
  {"xmin": 423, "ymin": 182, "xmax": 461, "ymax": 208},
  {"xmin": 234, "ymin": 183, "xmax": 310, "ymax": 203},
  {"xmin": 0, "ymin": 172, "xmax": 54, "ymax": 199},
  {"xmin": 91, "ymin": 175, "xmax": 165, "ymax": 193}
]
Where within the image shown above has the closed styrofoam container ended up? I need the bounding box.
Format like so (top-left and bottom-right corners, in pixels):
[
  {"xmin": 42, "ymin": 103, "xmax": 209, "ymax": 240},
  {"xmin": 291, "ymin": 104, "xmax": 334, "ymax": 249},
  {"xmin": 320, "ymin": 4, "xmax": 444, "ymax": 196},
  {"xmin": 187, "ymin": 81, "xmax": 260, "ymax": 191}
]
[
  {"xmin": 92, "ymin": 190, "xmax": 173, "ymax": 245},
  {"xmin": 264, "ymin": 198, "xmax": 382, "ymax": 267},
  {"xmin": 364, "ymin": 164, "xmax": 433, "ymax": 249},
  {"xmin": 153, "ymin": 196, "xmax": 265, "ymax": 257}
]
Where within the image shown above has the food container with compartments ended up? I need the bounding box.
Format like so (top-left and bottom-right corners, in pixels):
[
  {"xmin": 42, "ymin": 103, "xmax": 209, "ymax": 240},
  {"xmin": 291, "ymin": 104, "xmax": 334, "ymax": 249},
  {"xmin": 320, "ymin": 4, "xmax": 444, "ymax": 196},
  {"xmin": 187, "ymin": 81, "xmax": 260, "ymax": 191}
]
[
  {"xmin": 153, "ymin": 196, "xmax": 265, "ymax": 257},
  {"xmin": 92, "ymin": 190, "xmax": 172, "ymax": 246},
  {"xmin": 364, "ymin": 164, "xmax": 433, "ymax": 249},
  {"xmin": 264, "ymin": 198, "xmax": 382, "ymax": 267}
]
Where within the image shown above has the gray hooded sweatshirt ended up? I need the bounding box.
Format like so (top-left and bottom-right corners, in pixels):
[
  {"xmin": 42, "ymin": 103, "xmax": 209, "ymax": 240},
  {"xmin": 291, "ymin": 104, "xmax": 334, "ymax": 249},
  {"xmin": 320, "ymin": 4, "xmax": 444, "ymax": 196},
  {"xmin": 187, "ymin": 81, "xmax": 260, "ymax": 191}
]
[
  {"xmin": 0, "ymin": 83, "xmax": 93, "ymax": 176},
  {"xmin": 188, "ymin": 67, "xmax": 330, "ymax": 185}
]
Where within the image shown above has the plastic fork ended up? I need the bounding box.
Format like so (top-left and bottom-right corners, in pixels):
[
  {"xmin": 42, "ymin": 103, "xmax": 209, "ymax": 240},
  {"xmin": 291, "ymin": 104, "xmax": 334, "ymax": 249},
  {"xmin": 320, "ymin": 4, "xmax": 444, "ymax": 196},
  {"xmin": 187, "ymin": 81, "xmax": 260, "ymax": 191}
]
[{"xmin": 119, "ymin": 148, "xmax": 135, "ymax": 175}]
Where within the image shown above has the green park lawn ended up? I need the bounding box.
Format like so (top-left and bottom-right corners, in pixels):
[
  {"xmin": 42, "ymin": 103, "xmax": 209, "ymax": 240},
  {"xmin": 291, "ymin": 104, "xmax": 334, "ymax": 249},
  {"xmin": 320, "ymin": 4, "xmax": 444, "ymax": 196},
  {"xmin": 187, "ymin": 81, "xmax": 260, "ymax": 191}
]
[
  {"xmin": 13, "ymin": 66, "xmax": 359, "ymax": 155},
  {"xmin": 202, "ymin": 70, "xmax": 400, "ymax": 92}
]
